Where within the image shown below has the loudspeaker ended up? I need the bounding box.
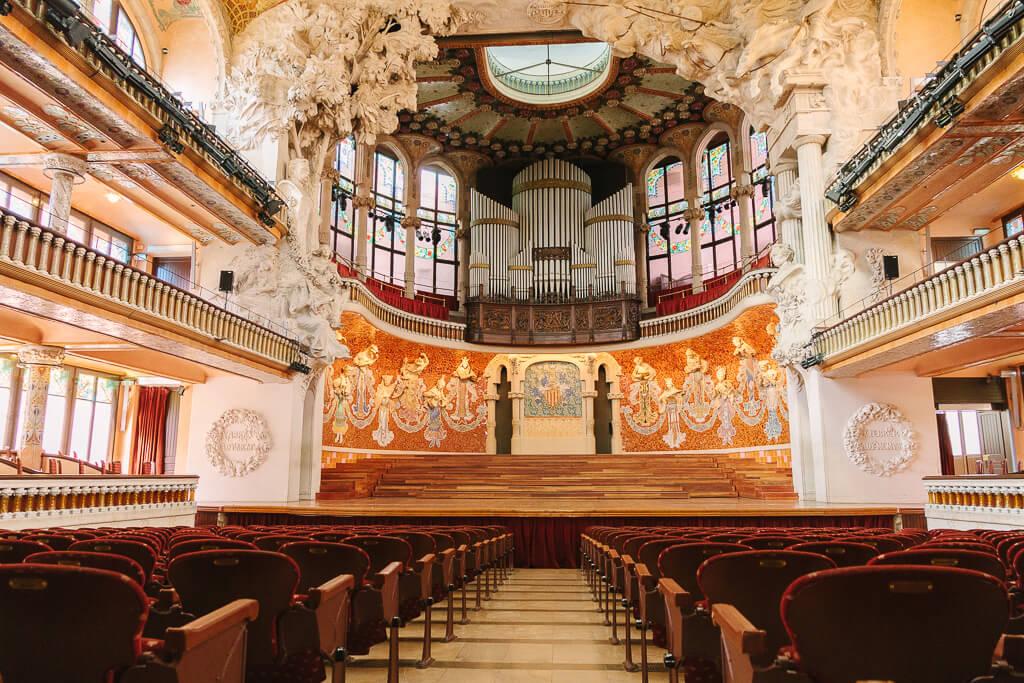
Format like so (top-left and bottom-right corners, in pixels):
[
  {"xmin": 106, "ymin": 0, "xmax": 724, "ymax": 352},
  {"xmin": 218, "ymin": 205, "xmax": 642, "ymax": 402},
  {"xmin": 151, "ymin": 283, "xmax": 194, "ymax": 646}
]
[
  {"xmin": 883, "ymin": 255, "xmax": 899, "ymax": 280},
  {"xmin": 218, "ymin": 270, "xmax": 235, "ymax": 293}
]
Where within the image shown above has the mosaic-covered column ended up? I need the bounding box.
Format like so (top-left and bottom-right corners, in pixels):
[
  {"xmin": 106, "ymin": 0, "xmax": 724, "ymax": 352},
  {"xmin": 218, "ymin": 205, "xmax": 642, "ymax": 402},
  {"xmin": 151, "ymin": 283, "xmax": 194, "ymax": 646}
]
[
  {"xmin": 631, "ymin": 184, "xmax": 650, "ymax": 308},
  {"xmin": 16, "ymin": 345, "xmax": 65, "ymax": 470},
  {"xmin": 43, "ymin": 154, "xmax": 86, "ymax": 235},
  {"xmin": 683, "ymin": 162, "xmax": 705, "ymax": 293},
  {"xmin": 795, "ymin": 135, "xmax": 835, "ymax": 322},
  {"xmin": 402, "ymin": 215, "xmax": 421, "ymax": 298},
  {"xmin": 731, "ymin": 181, "xmax": 756, "ymax": 269},
  {"xmin": 352, "ymin": 139, "xmax": 375, "ymax": 280}
]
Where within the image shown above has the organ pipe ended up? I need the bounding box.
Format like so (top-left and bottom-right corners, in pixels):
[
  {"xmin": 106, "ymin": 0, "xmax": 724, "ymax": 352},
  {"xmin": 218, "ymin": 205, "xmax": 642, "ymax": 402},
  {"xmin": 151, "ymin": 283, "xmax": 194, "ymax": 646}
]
[{"xmin": 470, "ymin": 160, "xmax": 636, "ymax": 301}]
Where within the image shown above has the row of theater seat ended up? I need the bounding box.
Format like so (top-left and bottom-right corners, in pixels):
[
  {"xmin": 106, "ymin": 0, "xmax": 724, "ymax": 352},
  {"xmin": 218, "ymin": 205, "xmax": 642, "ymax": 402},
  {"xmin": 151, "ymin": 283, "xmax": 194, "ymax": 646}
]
[
  {"xmin": 581, "ymin": 525, "xmax": 1024, "ymax": 683},
  {"xmin": 0, "ymin": 523, "xmax": 513, "ymax": 683}
]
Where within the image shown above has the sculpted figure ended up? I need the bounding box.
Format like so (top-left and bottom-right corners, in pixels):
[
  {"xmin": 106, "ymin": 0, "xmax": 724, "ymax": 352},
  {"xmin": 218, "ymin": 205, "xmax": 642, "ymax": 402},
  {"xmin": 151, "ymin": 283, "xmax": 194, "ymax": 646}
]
[
  {"xmin": 631, "ymin": 356, "xmax": 657, "ymax": 382},
  {"xmin": 454, "ymin": 357, "xmax": 477, "ymax": 381},
  {"xmin": 732, "ymin": 336, "xmax": 757, "ymax": 359},
  {"xmin": 400, "ymin": 352, "xmax": 430, "ymax": 380},
  {"xmin": 684, "ymin": 348, "xmax": 705, "ymax": 374},
  {"xmin": 353, "ymin": 344, "xmax": 380, "ymax": 367}
]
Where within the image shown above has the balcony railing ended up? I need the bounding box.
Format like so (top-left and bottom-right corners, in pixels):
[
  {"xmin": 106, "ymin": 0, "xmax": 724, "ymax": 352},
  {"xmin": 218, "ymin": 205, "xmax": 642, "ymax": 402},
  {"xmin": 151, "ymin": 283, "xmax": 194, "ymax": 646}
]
[
  {"xmin": 640, "ymin": 268, "xmax": 775, "ymax": 338},
  {"xmin": 10, "ymin": 0, "xmax": 284, "ymax": 227},
  {"xmin": 925, "ymin": 474, "xmax": 1024, "ymax": 530},
  {"xmin": 811, "ymin": 235, "xmax": 1024, "ymax": 361},
  {"xmin": 0, "ymin": 209, "xmax": 305, "ymax": 367},
  {"xmin": 826, "ymin": 0, "xmax": 1024, "ymax": 210},
  {"xmin": 340, "ymin": 277, "xmax": 466, "ymax": 341}
]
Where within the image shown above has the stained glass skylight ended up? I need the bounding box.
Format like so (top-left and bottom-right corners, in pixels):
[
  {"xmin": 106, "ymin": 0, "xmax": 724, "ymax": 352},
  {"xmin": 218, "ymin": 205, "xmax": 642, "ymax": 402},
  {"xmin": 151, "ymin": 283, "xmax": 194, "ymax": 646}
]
[{"xmin": 484, "ymin": 42, "xmax": 613, "ymax": 105}]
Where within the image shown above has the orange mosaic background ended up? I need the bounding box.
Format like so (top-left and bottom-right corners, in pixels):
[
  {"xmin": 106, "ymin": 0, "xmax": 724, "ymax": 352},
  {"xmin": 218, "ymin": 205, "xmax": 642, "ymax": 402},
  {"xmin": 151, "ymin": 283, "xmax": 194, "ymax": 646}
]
[{"xmin": 322, "ymin": 306, "xmax": 786, "ymax": 460}]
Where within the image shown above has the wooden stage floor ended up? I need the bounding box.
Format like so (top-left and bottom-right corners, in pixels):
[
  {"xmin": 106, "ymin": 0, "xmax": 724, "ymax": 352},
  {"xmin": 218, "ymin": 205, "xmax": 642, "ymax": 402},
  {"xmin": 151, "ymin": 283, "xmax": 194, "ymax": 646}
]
[{"xmin": 199, "ymin": 496, "xmax": 923, "ymax": 520}]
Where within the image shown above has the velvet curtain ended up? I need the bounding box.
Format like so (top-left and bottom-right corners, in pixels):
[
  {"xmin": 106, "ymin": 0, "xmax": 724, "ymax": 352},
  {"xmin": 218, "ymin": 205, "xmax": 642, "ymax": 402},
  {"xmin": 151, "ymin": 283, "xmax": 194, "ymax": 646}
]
[
  {"xmin": 936, "ymin": 412, "xmax": 955, "ymax": 475},
  {"xmin": 132, "ymin": 386, "xmax": 170, "ymax": 475},
  {"xmin": 204, "ymin": 513, "xmax": 897, "ymax": 568}
]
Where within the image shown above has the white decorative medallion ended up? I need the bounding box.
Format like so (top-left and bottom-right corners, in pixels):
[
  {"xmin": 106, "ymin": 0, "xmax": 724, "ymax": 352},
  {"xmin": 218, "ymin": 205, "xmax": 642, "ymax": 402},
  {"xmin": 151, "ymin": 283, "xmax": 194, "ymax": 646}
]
[
  {"xmin": 206, "ymin": 409, "xmax": 271, "ymax": 477},
  {"xmin": 843, "ymin": 403, "xmax": 917, "ymax": 477}
]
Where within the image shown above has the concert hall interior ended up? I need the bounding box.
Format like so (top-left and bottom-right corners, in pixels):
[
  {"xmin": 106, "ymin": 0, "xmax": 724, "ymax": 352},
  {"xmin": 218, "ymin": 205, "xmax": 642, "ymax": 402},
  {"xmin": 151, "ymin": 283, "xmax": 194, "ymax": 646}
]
[{"xmin": 3, "ymin": 0, "xmax": 1024, "ymax": 680}]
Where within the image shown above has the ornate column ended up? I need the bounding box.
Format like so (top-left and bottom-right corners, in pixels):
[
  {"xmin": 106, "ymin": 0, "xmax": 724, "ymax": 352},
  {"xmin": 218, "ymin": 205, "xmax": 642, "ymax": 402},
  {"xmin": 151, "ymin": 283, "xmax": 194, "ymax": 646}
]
[
  {"xmin": 42, "ymin": 154, "xmax": 86, "ymax": 235},
  {"xmin": 456, "ymin": 222, "xmax": 470, "ymax": 308},
  {"xmin": 795, "ymin": 135, "xmax": 835, "ymax": 322},
  {"xmin": 352, "ymin": 140, "xmax": 375, "ymax": 280},
  {"xmin": 731, "ymin": 181, "xmax": 756, "ymax": 269},
  {"xmin": 16, "ymin": 345, "xmax": 65, "ymax": 470},
  {"xmin": 631, "ymin": 184, "xmax": 650, "ymax": 307},
  {"xmin": 773, "ymin": 160, "xmax": 804, "ymax": 264},
  {"xmin": 683, "ymin": 159, "xmax": 705, "ymax": 293},
  {"xmin": 402, "ymin": 215, "xmax": 421, "ymax": 298}
]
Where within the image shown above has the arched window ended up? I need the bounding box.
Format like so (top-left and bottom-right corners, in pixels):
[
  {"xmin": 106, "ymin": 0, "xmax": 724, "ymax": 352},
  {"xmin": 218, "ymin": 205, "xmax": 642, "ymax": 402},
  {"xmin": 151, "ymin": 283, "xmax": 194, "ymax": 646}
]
[
  {"xmin": 329, "ymin": 137, "xmax": 356, "ymax": 264},
  {"xmin": 90, "ymin": 0, "xmax": 147, "ymax": 68},
  {"xmin": 748, "ymin": 128, "xmax": 776, "ymax": 252},
  {"xmin": 416, "ymin": 165, "xmax": 458, "ymax": 296},
  {"xmin": 645, "ymin": 157, "xmax": 689, "ymax": 290},
  {"xmin": 369, "ymin": 149, "xmax": 406, "ymax": 286},
  {"xmin": 699, "ymin": 133, "xmax": 739, "ymax": 276}
]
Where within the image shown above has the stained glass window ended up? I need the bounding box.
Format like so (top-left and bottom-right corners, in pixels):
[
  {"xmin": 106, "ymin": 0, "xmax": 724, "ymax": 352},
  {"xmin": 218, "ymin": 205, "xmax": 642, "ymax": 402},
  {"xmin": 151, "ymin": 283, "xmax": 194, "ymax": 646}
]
[
  {"xmin": 13, "ymin": 367, "xmax": 70, "ymax": 453},
  {"xmin": 89, "ymin": 0, "xmax": 147, "ymax": 68},
  {"xmin": 645, "ymin": 158, "xmax": 690, "ymax": 291},
  {"xmin": 0, "ymin": 359, "xmax": 11, "ymax": 449},
  {"xmin": 329, "ymin": 138, "xmax": 358, "ymax": 265},
  {"xmin": 417, "ymin": 166, "xmax": 459, "ymax": 298},
  {"xmin": 369, "ymin": 150, "xmax": 406, "ymax": 286},
  {"xmin": 700, "ymin": 135, "xmax": 738, "ymax": 277},
  {"xmin": 748, "ymin": 127, "xmax": 776, "ymax": 252},
  {"xmin": 1004, "ymin": 210, "xmax": 1024, "ymax": 239}
]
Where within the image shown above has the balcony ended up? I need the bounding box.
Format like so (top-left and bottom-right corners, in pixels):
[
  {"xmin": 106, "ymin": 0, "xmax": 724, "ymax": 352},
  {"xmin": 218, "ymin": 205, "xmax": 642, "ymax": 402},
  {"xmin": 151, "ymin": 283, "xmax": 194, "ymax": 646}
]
[{"xmin": 0, "ymin": 207, "xmax": 305, "ymax": 380}]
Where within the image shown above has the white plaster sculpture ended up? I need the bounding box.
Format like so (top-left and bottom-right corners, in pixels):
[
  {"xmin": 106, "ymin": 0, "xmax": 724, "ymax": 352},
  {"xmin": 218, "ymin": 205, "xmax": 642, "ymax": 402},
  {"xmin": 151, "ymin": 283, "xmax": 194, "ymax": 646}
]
[
  {"xmin": 206, "ymin": 409, "xmax": 272, "ymax": 478},
  {"xmin": 843, "ymin": 402, "xmax": 918, "ymax": 476}
]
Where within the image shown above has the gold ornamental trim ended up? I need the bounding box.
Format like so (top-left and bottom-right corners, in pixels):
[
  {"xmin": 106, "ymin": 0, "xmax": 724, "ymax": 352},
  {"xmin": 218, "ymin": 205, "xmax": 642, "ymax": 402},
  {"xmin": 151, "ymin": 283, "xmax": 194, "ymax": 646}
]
[
  {"xmin": 583, "ymin": 213, "xmax": 634, "ymax": 227},
  {"xmin": 470, "ymin": 217, "xmax": 519, "ymax": 228},
  {"xmin": 512, "ymin": 178, "xmax": 591, "ymax": 194},
  {"xmin": 508, "ymin": 265, "xmax": 534, "ymax": 271},
  {"xmin": 469, "ymin": 263, "xmax": 491, "ymax": 270},
  {"xmin": 570, "ymin": 263, "xmax": 597, "ymax": 269},
  {"xmin": 614, "ymin": 259, "xmax": 635, "ymax": 266}
]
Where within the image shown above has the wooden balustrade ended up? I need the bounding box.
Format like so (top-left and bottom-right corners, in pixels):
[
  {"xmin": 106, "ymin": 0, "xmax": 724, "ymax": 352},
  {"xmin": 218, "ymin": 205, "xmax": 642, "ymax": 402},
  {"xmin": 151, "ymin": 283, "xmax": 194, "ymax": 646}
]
[
  {"xmin": 639, "ymin": 270, "xmax": 775, "ymax": 338},
  {"xmin": 0, "ymin": 211, "xmax": 302, "ymax": 367},
  {"xmin": 814, "ymin": 238, "xmax": 1024, "ymax": 361},
  {"xmin": 924, "ymin": 475, "xmax": 1024, "ymax": 530},
  {"xmin": 0, "ymin": 475, "xmax": 198, "ymax": 529}
]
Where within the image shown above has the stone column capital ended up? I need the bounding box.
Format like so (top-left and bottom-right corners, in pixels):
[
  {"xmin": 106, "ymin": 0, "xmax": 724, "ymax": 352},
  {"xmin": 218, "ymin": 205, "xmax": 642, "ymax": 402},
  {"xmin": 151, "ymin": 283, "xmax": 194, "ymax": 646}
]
[
  {"xmin": 772, "ymin": 159, "xmax": 799, "ymax": 175},
  {"xmin": 794, "ymin": 134, "xmax": 828, "ymax": 150},
  {"xmin": 730, "ymin": 182, "xmax": 755, "ymax": 199},
  {"xmin": 17, "ymin": 344, "xmax": 65, "ymax": 367},
  {"xmin": 42, "ymin": 154, "xmax": 87, "ymax": 182},
  {"xmin": 682, "ymin": 206, "xmax": 706, "ymax": 222},
  {"xmin": 400, "ymin": 216, "xmax": 422, "ymax": 229}
]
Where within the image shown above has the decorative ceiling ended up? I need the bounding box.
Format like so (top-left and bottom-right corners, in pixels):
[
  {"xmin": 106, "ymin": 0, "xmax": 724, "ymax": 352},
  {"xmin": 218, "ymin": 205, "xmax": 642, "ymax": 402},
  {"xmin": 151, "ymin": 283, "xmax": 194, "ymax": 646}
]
[{"xmin": 398, "ymin": 44, "xmax": 716, "ymax": 161}]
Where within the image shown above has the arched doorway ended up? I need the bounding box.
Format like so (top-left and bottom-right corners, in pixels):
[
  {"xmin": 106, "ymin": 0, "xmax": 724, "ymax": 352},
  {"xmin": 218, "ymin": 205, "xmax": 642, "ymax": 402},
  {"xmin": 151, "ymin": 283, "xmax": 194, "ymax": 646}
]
[
  {"xmin": 594, "ymin": 364, "xmax": 613, "ymax": 454},
  {"xmin": 495, "ymin": 365, "xmax": 512, "ymax": 454}
]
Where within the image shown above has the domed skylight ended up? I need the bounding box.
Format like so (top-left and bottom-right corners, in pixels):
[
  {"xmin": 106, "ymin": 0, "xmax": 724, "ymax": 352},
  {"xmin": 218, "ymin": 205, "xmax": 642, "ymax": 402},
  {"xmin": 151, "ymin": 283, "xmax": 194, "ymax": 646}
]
[{"xmin": 484, "ymin": 42, "xmax": 613, "ymax": 105}]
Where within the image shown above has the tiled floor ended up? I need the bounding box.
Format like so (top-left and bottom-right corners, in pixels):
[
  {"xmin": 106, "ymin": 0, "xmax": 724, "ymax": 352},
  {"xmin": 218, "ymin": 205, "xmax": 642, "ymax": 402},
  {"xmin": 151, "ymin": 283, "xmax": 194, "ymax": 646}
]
[{"xmin": 345, "ymin": 568, "xmax": 670, "ymax": 682}]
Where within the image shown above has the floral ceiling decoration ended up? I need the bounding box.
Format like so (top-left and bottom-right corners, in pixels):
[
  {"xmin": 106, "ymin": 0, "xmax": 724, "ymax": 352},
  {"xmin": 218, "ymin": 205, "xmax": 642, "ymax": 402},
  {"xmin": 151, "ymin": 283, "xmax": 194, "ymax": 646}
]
[{"xmin": 400, "ymin": 45, "xmax": 715, "ymax": 160}]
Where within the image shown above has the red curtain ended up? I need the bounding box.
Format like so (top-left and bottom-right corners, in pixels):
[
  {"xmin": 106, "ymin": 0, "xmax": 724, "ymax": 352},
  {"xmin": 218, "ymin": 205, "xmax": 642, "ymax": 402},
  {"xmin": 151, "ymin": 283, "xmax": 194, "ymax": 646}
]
[
  {"xmin": 203, "ymin": 513, "xmax": 897, "ymax": 568},
  {"xmin": 132, "ymin": 387, "xmax": 170, "ymax": 475},
  {"xmin": 936, "ymin": 412, "xmax": 955, "ymax": 475}
]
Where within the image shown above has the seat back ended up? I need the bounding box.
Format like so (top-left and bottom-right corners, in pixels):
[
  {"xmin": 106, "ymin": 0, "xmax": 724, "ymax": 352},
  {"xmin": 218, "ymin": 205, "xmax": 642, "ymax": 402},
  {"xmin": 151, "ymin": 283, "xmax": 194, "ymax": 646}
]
[
  {"xmin": 920, "ymin": 541, "xmax": 996, "ymax": 554},
  {"xmin": 871, "ymin": 548, "xmax": 1007, "ymax": 581},
  {"xmin": 657, "ymin": 542, "xmax": 751, "ymax": 600},
  {"xmin": 311, "ymin": 530, "xmax": 352, "ymax": 543},
  {"xmin": 346, "ymin": 535, "xmax": 413, "ymax": 573},
  {"xmin": 790, "ymin": 541, "xmax": 878, "ymax": 567},
  {"xmin": 23, "ymin": 534, "xmax": 74, "ymax": 551},
  {"xmin": 622, "ymin": 534, "xmax": 666, "ymax": 562},
  {"xmin": 699, "ymin": 550, "xmax": 835, "ymax": 660},
  {"xmin": 737, "ymin": 536, "xmax": 801, "ymax": 550},
  {"xmin": 0, "ymin": 564, "xmax": 146, "ymax": 682},
  {"xmin": 70, "ymin": 539, "xmax": 157, "ymax": 582},
  {"xmin": 168, "ymin": 538, "xmax": 257, "ymax": 561},
  {"xmin": 836, "ymin": 535, "xmax": 904, "ymax": 553},
  {"xmin": 391, "ymin": 531, "xmax": 437, "ymax": 562},
  {"xmin": 636, "ymin": 539, "xmax": 683, "ymax": 580},
  {"xmin": 280, "ymin": 541, "xmax": 371, "ymax": 594},
  {"xmin": 706, "ymin": 533, "xmax": 748, "ymax": 543},
  {"xmin": 168, "ymin": 549, "xmax": 299, "ymax": 673},
  {"xmin": 782, "ymin": 566, "xmax": 1008, "ymax": 683},
  {"xmin": 25, "ymin": 550, "xmax": 147, "ymax": 586},
  {"xmin": 253, "ymin": 534, "xmax": 309, "ymax": 551},
  {"xmin": 0, "ymin": 539, "xmax": 52, "ymax": 563}
]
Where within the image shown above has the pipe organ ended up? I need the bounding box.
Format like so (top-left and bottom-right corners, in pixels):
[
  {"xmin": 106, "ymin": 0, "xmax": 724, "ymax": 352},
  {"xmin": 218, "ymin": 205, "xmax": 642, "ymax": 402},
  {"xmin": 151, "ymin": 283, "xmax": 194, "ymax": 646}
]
[
  {"xmin": 466, "ymin": 159, "xmax": 641, "ymax": 345},
  {"xmin": 469, "ymin": 159, "xmax": 637, "ymax": 301}
]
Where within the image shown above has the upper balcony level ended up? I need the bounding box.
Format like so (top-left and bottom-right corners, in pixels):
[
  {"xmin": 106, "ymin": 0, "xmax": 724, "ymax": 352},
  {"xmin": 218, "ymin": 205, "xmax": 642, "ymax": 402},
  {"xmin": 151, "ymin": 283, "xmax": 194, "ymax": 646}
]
[{"xmin": 811, "ymin": 0, "xmax": 1024, "ymax": 379}]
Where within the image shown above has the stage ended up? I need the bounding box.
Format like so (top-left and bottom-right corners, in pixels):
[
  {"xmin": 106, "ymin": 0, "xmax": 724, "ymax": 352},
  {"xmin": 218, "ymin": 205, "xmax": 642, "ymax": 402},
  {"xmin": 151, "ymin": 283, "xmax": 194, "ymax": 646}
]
[{"xmin": 196, "ymin": 497, "xmax": 925, "ymax": 567}]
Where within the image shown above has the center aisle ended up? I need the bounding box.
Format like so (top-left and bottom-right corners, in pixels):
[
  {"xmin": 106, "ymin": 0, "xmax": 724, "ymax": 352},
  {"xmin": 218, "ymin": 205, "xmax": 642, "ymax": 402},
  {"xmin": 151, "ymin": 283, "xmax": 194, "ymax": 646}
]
[{"xmin": 347, "ymin": 568, "xmax": 668, "ymax": 682}]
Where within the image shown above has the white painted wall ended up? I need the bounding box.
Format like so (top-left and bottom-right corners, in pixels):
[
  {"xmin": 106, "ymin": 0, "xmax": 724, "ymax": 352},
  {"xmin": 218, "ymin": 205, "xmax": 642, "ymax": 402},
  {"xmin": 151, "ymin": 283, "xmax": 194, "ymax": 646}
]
[
  {"xmin": 836, "ymin": 229, "xmax": 925, "ymax": 314},
  {"xmin": 803, "ymin": 370, "xmax": 941, "ymax": 504},
  {"xmin": 183, "ymin": 375, "xmax": 307, "ymax": 503}
]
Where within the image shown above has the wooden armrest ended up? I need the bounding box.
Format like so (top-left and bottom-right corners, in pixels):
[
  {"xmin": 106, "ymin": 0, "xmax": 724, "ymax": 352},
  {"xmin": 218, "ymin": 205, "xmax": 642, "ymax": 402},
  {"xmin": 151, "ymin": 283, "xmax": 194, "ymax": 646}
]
[
  {"xmin": 635, "ymin": 563, "xmax": 656, "ymax": 592},
  {"xmin": 162, "ymin": 599, "xmax": 259, "ymax": 655},
  {"xmin": 375, "ymin": 561, "xmax": 402, "ymax": 621},
  {"xmin": 415, "ymin": 553, "xmax": 436, "ymax": 599},
  {"xmin": 658, "ymin": 578, "xmax": 694, "ymax": 613},
  {"xmin": 153, "ymin": 587, "xmax": 179, "ymax": 612},
  {"xmin": 658, "ymin": 578, "xmax": 693, "ymax": 660},
  {"xmin": 712, "ymin": 602, "xmax": 768, "ymax": 683},
  {"xmin": 1000, "ymin": 634, "xmax": 1024, "ymax": 669},
  {"xmin": 439, "ymin": 548, "xmax": 456, "ymax": 585},
  {"xmin": 307, "ymin": 574, "xmax": 355, "ymax": 656}
]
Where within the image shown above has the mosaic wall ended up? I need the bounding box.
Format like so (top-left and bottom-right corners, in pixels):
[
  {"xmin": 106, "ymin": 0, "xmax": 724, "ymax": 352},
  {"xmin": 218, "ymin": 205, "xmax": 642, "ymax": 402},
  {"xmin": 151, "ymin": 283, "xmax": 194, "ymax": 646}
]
[
  {"xmin": 610, "ymin": 305, "xmax": 788, "ymax": 451},
  {"xmin": 323, "ymin": 313, "xmax": 491, "ymax": 453},
  {"xmin": 323, "ymin": 306, "xmax": 787, "ymax": 457}
]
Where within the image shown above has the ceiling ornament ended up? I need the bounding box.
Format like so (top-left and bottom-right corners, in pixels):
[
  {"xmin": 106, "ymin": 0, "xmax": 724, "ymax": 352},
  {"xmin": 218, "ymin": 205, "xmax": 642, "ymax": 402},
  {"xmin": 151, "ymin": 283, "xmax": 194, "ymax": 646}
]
[{"xmin": 526, "ymin": 0, "xmax": 567, "ymax": 25}]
